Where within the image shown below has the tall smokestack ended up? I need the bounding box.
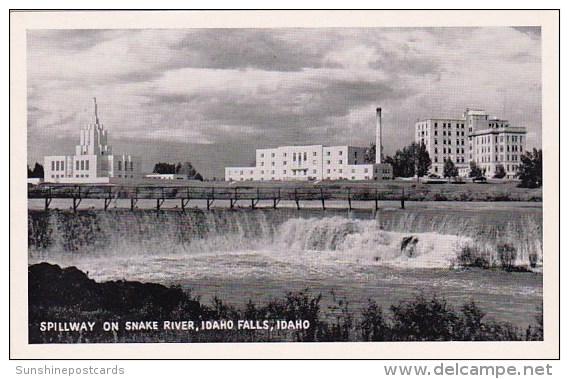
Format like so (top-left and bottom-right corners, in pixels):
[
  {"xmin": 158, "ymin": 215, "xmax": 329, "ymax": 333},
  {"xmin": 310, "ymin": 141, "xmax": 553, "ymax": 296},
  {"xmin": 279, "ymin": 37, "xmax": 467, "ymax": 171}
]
[{"xmin": 375, "ymin": 107, "xmax": 382, "ymax": 164}]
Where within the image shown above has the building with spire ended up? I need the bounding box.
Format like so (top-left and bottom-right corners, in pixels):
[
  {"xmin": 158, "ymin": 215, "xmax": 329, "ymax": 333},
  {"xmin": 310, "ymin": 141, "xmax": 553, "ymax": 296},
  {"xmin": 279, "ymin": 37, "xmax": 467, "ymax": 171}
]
[
  {"xmin": 225, "ymin": 108, "xmax": 393, "ymax": 181},
  {"xmin": 43, "ymin": 98, "xmax": 142, "ymax": 183}
]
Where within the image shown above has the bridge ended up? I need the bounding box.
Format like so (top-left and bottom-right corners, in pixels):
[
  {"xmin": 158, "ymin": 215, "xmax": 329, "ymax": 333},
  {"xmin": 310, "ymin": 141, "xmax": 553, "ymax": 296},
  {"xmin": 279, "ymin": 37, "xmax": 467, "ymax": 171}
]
[{"xmin": 28, "ymin": 184, "xmax": 408, "ymax": 212}]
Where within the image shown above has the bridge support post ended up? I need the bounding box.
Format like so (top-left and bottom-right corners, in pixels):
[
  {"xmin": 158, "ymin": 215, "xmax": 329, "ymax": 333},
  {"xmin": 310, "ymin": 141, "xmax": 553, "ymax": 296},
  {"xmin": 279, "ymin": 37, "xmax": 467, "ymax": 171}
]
[
  {"xmin": 320, "ymin": 188, "xmax": 325, "ymax": 211},
  {"xmin": 72, "ymin": 198, "xmax": 81, "ymax": 213},
  {"xmin": 181, "ymin": 198, "xmax": 190, "ymax": 211},
  {"xmin": 374, "ymin": 189, "xmax": 379, "ymax": 211},
  {"xmin": 347, "ymin": 188, "xmax": 352, "ymax": 211},
  {"xmin": 400, "ymin": 188, "xmax": 405, "ymax": 209}
]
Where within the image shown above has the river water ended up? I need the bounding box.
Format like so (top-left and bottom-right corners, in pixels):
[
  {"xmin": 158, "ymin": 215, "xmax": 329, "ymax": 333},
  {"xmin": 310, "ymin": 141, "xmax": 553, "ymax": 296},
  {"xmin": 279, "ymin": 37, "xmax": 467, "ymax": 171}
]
[{"xmin": 28, "ymin": 202, "xmax": 543, "ymax": 329}]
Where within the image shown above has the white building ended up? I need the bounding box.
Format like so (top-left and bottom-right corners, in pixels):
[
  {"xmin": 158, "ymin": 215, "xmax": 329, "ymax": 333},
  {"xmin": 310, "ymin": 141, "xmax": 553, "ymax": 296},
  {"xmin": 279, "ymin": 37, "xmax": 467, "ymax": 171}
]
[
  {"xmin": 43, "ymin": 98, "xmax": 142, "ymax": 183},
  {"xmin": 145, "ymin": 174, "xmax": 187, "ymax": 180},
  {"xmin": 415, "ymin": 108, "xmax": 527, "ymax": 178},
  {"xmin": 225, "ymin": 108, "xmax": 393, "ymax": 181}
]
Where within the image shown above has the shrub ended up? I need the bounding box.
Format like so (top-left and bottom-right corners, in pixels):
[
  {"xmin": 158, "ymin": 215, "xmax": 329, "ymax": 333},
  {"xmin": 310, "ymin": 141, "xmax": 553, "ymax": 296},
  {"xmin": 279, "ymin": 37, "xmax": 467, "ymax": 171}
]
[
  {"xmin": 389, "ymin": 294, "xmax": 458, "ymax": 341},
  {"xmin": 360, "ymin": 299, "xmax": 388, "ymax": 341},
  {"xmin": 456, "ymin": 245, "xmax": 491, "ymax": 269},
  {"xmin": 529, "ymin": 253, "xmax": 539, "ymax": 268},
  {"xmin": 497, "ymin": 243, "xmax": 517, "ymax": 270}
]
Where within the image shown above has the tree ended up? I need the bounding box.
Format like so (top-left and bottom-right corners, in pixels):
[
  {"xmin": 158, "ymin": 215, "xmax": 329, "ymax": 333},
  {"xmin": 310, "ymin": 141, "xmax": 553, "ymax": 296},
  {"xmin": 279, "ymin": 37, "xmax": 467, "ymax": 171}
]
[
  {"xmin": 153, "ymin": 162, "xmax": 176, "ymax": 174},
  {"xmin": 468, "ymin": 161, "xmax": 483, "ymax": 178},
  {"xmin": 364, "ymin": 143, "xmax": 376, "ymax": 164},
  {"xmin": 443, "ymin": 159, "xmax": 458, "ymax": 180},
  {"xmin": 387, "ymin": 142, "xmax": 431, "ymax": 178},
  {"xmin": 493, "ymin": 164, "xmax": 506, "ymax": 179},
  {"xmin": 28, "ymin": 163, "xmax": 44, "ymax": 178},
  {"xmin": 517, "ymin": 148, "xmax": 542, "ymax": 188},
  {"xmin": 152, "ymin": 161, "xmax": 204, "ymax": 180},
  {"xmin": 178, "ymin": 162, "xmax": 197, "ymax": 178}
]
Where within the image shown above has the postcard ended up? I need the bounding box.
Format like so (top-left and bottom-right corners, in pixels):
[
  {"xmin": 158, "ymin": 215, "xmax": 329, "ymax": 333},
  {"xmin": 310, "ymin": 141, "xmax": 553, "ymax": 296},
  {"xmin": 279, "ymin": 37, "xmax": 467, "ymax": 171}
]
[{"xmin": 10, "ymin": 10, "xmax": 559, "ymax": 359}]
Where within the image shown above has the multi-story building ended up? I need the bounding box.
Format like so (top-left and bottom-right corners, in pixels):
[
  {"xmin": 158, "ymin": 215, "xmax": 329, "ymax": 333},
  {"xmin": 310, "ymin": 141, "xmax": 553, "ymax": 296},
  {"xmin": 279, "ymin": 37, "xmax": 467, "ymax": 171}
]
[
  {"xmin": 415, "ymin": 109, "xmax": 527, "ymax": 178},
  {"xmin": 225, "ymin": 108, "xmax": 393, "ymax": 181},
  {"xmin": 43, "ymin": 98, "xmax": 142, "ymax": 183}
]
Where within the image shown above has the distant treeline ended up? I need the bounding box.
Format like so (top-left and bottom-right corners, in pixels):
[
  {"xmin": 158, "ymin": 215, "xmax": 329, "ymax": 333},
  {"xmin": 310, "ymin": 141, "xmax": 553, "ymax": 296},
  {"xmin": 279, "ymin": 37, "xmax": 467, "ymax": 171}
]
[
  {"xmin": 153, "ymin": 161, "xmax": 203, "ymax": 181},
  {"xmin": 28, "ymin": 163, "xmax": 44, "ymax": 178},
  {"xmin": 364, "ymin": 143, "xmax": 542, "ymax": 188},
  {"xmin": 29, "ymin": 263, "xmax": 543, "ymax": 343}
]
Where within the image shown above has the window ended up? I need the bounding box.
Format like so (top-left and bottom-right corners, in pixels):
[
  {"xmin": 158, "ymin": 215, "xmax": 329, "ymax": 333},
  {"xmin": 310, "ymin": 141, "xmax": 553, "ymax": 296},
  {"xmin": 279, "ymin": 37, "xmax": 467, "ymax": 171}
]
[
  {"xmin": 339, "ymin": 169, "xmax": 343, "ymax": 173},
  {"xmin": 271, "ymin": 153, "xmax": 275, "ymax": 158},
  {"xmin": 85, "ymin": 160, "xmax": 89, "ymax": 170},
  {"xmin": 304, "ymin": 152, "xmax": 307, "ymax": 161},
  {"xmin": 339, "ymin": 151, "xmax": 343, "ymax": 155},
  {"xmin": 313, "ymin": 152, "xmax": 317, "ymax": 156},
  {"xmin": 130, "ymin": 162, "xmax": 134, "ymax": 171},
  {"xmin": 282, "ymin": 161, "xmax": 286, "ymax": 166},
  {"xmin": 272, "ymin": 161, "xmax": 276, "ymax": 166},
  {"xmin": 260, "ymin": 153, "xmax": 264, "ymax": 158},
  {"xmin": 327, "ymin": 169, "xmax": 331, "ymax": 173},
  {"xmin": 53, "ymin": 161, "xmax": 57, "ymax": 171},
  {"xmin": 339, "ymin": 160, "xmax": 343, "ymax": 164},
  {"xmin": 81, "ymin": 160, "xmax": 85, "ymax": 170},
  {"xmin": 118, "ymin": 161, "xmax": 121, "ymax": 171},
  {"xmin": 283, "ymin": 170, "xmax": 287, "ymax": 174},
  {"xmin": 76, "ymin": 161, "xmax": 79, "ymax": 170}
]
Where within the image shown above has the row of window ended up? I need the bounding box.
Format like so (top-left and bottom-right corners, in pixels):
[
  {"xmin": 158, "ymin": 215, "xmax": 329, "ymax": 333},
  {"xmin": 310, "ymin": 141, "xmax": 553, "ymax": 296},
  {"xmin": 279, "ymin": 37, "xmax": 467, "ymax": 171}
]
[
  {"xmin": 75, "ymin": 160, "xmax": 90, "ymax": 171},
  {"xmin": 259, "ymin": 150, "xmax": 353, "ymax": 159},
  {"xmin": 50, "ymin": 174, "xmax": 90, "ymax": 178},
  {"xmin": 434, "ymin": 139, "xmax": 465, "ymax": 146},
  {"xmin": 477, "ymin": 154, "xmax": 519, "ymax": 163},
  {"xmin": 435, "ymin": 148, "xmax": 466, "ymax": 155},
  {"xmin": 51, "ymin": 160, "xmax": 66, "ymax": 171},
  {"xmin": 434, "ymin": 156, "xmax": 466, "ymax": 163},
  {"xmin": 476, "ymin": 135, "xmax": 523, "ymax": 144},
  {"xmin": 117, "ymin": 161, "xmax": 134, "ymax": 171}
]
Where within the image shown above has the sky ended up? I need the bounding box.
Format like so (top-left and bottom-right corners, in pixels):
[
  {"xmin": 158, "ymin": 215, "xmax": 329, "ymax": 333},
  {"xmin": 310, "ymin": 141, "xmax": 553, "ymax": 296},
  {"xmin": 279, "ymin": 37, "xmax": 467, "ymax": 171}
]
[{"xmin": 27, "ymin": 27, "xmax": 542, "ymax": 178}]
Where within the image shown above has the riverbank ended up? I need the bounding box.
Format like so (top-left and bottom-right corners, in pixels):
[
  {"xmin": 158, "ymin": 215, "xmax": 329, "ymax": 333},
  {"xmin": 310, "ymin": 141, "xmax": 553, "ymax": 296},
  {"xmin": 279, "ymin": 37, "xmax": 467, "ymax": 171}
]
[{"xmin": 29, "ymin": 263, "xmax": 542, "ymax": 343}]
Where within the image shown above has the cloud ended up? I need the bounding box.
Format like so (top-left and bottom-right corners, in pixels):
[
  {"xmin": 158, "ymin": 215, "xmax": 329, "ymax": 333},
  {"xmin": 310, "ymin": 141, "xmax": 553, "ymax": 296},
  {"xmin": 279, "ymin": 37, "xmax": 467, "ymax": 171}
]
[{"xmin": 27, "ymin": 27, "xmax": 542, "ymax": 178}]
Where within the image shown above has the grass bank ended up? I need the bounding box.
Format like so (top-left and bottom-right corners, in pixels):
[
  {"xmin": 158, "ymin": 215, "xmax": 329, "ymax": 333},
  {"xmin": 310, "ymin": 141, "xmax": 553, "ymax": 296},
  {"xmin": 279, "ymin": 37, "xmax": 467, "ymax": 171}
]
[{"xmin": 29, "ymin": 263, "xmax": 543, "ymax": 343}]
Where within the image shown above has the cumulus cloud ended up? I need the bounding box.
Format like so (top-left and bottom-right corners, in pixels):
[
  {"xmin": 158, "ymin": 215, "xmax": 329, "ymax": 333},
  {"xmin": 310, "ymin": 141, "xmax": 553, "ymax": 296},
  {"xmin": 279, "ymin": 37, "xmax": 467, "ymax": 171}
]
[{"xmin": 27, "ymin": 27, "xmax": 541, "ymax": 177}]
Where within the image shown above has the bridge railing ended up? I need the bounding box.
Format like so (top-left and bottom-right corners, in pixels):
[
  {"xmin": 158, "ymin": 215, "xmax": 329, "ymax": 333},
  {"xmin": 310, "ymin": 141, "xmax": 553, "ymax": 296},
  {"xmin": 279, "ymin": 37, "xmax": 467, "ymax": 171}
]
[{"xmin": 29, "ymin": 184, "xmax": 406, "ymax": 200}]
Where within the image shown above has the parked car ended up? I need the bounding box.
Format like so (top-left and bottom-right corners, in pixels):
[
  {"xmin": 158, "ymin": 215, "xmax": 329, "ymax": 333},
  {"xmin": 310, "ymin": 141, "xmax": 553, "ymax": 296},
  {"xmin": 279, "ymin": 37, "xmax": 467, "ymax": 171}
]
[{"xmin": 472, "ymin": 176, "xmax": 487, "ymax": 183}]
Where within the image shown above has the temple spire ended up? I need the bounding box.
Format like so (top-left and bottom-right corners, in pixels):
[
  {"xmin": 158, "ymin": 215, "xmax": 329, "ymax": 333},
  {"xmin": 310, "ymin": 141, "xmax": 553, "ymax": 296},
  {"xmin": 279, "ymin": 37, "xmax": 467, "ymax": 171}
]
[{"xmin": 93, "ymin": 97, "xmax": 99, "ymax": 125}]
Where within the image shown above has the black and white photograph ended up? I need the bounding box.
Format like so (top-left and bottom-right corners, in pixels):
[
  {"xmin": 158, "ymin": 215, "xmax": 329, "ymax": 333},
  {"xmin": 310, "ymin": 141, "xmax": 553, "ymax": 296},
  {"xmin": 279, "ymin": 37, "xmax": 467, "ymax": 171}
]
[{"xmin": 10, "ymin": 10, "xmax": 559, "ymax": 359}]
